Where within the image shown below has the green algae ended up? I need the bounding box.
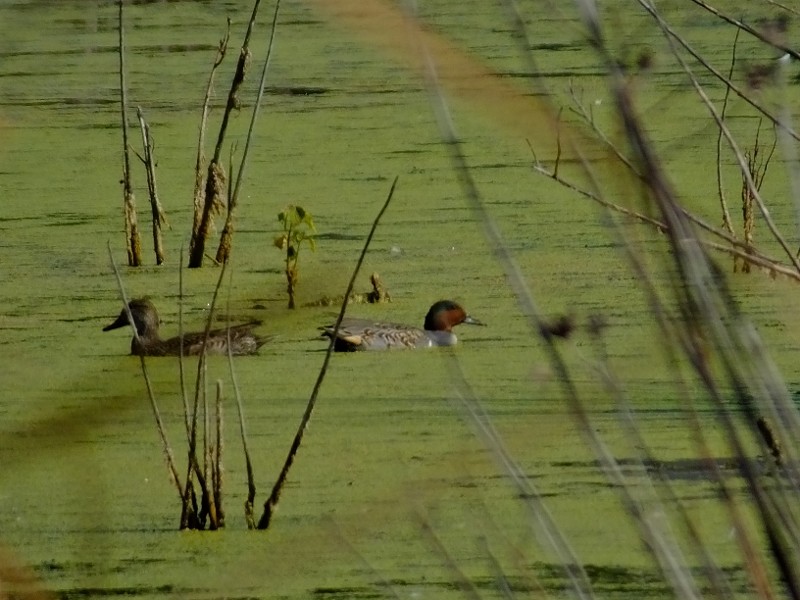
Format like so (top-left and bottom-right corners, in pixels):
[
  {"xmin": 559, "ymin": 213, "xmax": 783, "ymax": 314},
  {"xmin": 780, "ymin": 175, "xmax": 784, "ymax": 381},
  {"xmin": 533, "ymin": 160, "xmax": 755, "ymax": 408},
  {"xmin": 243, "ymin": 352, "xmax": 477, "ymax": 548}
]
[{"xmin": 1, "ymin": 0, "xmax": 800, "ymax": 598}]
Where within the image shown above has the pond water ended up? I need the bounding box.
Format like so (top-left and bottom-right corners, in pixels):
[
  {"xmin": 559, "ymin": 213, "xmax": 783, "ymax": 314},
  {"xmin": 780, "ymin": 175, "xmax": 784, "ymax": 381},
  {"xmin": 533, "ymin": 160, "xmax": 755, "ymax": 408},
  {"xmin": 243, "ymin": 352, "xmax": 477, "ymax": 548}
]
[{"xmin": 2, "ymin": 0, "xmax": 800, "ymax": 598}]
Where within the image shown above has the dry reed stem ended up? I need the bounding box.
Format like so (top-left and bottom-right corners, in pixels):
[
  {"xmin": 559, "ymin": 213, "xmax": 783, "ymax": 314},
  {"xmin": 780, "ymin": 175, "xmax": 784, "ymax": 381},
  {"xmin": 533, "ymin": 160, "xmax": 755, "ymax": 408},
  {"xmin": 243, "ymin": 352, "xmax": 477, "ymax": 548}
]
[
  {"xmin": 189, "ymin": 0, "xmax": 262, "ymax": 267},
  {"xmin": 117, "ymin": 0, "xmax": 141, "ymax": 267},
  {"xmin": 575, "ymin": 208, "xmax": 772, "ymax": 597},
  {"xmin": 184, "ymin": 261, "xmax": 233, "ymax": 529},
  {"xmin": 593, "ymin": 16, "xmax": 800, "ymax": 592},
  {"xmin": 135, "ymin": 107, "xmax": 168, "ymax": 265},
  {"xmin": 192, "ymin": 19, "xmax": 230, "ymax": 243},
  {"xmin": 572, "ymin": 5, "xmax": 798, "ymax": 594},
  {"xmin": 763, "ymin": 0, "xmax": 800, "ymax": 16},
  {"xmin": 106, "ymin": 243, "xmax": 183, "ymax": 499},
  {"xmin": 531, "ymin": 155, "xmax": 800, "ymax": 281},
  {"xmin": 257, "ymin": 176, "xmax": 399, "ymax": 530},
  {"xmin": 222, "ymin": 272, "xmax": 257, "ymax": 529},
  {"xmin": 177, "ymin": 246, "xmax": 191, "ymax": 441},
  {"xmin": 716, "ymin": 29, "xmax": 739, "ymax": 237},
  {"xmin": 216, "ymin": 0, "xmax": 282, "ymax": 264}
]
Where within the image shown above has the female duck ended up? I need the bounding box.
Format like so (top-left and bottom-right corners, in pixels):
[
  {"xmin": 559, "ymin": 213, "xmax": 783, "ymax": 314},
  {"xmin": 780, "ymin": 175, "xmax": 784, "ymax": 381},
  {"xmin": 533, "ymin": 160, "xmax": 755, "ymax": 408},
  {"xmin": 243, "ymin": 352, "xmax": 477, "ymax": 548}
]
[
  {"xmin": 103, "ymin": 298, "xmax": 267, "ymax": 356},
  {"xmin": 321, "ymin": 299, "xmax": 484, "ymax": 351}
]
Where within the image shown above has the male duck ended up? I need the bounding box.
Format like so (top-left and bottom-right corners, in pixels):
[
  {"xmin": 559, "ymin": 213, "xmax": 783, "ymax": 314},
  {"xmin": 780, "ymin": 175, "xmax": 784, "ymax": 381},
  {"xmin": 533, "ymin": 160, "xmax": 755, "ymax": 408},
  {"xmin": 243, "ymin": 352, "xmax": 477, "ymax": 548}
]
[
  {"xmin": 321, "ymin": 299, "xmax": 484, "ymax": 351},
  {"xmin": 103, "ymin": 298, "xmax": 267, "ymax": 356}
]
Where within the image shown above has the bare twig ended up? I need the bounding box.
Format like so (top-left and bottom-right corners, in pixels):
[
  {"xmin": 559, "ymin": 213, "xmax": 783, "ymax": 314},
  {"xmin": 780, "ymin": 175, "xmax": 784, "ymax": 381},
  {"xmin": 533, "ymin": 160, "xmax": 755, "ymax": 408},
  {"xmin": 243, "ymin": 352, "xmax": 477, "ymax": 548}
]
[
  {"xmin": 106, "ymin": 242, "xmax": 182, "ymax": 498},
  {"xmin": 224, "ymin": 271, "xmax": 257, "ymax": 529},
  {"xmin": 257, "ymin": 176, "xmax": 399, "ymax": 530},
  {"xmin": 135, "ymin": 106, "xmax": 168, "ymax": 265}
]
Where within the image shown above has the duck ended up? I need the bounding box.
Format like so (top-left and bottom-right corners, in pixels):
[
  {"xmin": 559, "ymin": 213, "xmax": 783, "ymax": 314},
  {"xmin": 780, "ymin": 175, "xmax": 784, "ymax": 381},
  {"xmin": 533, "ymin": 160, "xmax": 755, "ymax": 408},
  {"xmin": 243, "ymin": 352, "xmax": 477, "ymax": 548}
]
[
  {"xmin": 103, "ymin": 298, "xmax": 268, "ymax": 356},
  {"xmin": 320, "ymin": 299, "xmax": 484, "ymax": 351}
]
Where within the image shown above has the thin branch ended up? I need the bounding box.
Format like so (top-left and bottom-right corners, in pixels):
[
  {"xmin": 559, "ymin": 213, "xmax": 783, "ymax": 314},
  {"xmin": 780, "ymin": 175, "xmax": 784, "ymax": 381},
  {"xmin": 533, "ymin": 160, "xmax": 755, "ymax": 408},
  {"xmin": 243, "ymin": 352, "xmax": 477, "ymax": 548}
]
[
  {"xmin": 106, "ymin": 242, "xmax": 182, "ymax": 498},
  {"xmin": 257, "ymin": 176, "xmax": 399, "ymax": 530}
]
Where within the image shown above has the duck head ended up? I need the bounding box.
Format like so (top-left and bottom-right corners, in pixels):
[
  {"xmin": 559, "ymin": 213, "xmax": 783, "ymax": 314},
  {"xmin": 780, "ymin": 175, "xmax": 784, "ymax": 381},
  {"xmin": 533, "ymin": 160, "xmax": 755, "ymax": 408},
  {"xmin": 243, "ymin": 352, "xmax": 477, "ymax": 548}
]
[
  {"xmin": 103, "ymin": 298, "xmax": 161, "ymax": 340},
  {"xmin": 423, "ymin": 300, "xmax": 484, "ymax": 332}
]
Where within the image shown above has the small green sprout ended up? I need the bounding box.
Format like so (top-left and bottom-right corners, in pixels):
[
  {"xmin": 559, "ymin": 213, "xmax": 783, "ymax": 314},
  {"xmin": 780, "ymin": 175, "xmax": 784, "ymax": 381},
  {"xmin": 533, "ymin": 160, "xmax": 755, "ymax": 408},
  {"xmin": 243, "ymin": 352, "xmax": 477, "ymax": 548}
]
[{"xmin": 274, "ymin": 204, "xmax": 316, "ymax": 309}]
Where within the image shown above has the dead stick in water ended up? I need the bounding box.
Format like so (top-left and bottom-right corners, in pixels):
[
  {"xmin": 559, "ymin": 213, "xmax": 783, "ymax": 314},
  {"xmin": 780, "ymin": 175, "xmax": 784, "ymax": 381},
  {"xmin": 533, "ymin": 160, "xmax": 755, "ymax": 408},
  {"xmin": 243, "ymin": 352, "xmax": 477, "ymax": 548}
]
[
  {"xmin": 117, "ymin": 0, "xmax": 141, "ymax": 266},
  {"xmin": 135, "ymin": 106, "xmax": 168, "ymax": 265},
  {"xmin": 257, "ymin": 176, "xmax": 399, "ymax": 530},
  {"xmin": 107, "ymin": 242, "xmax": 182, "ymax": 498},
  {"xmin": 222, "ymin": 269, "xmax": 258, "ymax": 528}
]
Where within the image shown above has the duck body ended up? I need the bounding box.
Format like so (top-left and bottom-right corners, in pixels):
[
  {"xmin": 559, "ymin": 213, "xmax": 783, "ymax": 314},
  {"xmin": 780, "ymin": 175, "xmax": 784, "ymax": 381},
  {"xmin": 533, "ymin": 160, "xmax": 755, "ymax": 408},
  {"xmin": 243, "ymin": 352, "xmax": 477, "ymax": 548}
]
[
  {"xmin": 321, "ymin": 300, "xmax": 483, "ymax": 352},
  {"xmin": 104, "ymin": 298, "xmax": 267, "ymax": 356}
]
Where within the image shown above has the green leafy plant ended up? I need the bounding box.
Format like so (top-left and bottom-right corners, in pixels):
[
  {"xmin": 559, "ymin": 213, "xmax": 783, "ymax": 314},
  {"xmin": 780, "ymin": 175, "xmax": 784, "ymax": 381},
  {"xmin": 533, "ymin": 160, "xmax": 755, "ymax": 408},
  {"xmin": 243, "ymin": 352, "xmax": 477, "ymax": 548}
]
[{"xmin": 274, "ymin": 204, "xmax": 316, "ymax": 309}]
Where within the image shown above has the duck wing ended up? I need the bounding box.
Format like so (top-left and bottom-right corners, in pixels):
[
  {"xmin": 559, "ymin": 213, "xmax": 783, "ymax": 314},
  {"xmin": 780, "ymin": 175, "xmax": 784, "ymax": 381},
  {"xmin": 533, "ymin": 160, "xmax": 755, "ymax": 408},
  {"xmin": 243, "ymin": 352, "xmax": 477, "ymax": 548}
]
[
  {"xmin": 321, "ymin": 318, "xmax": 428, "ymax": 351},
  {"xmin": 164, "ymin": 321, "xmax": 268, "ymax": 356}
]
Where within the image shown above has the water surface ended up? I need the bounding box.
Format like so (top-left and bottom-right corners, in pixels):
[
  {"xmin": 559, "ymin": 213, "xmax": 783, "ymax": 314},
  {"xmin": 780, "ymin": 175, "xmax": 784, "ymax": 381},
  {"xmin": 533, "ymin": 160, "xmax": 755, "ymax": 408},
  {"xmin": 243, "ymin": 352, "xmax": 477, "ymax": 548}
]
[{"xmin": 2, "ymin": 0, "xmax": 799, "ymax": 598}]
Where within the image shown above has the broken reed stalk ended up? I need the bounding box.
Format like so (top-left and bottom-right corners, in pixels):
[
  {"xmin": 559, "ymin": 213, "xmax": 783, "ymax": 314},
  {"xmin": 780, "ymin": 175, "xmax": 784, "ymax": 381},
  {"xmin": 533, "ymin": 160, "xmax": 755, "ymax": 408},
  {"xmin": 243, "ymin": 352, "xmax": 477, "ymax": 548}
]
[
  {"xmin": 216, "ymin": 0, "xmax": 282, "ymax": 264},
  {"xmin": 117, "ymin": 0, "xmax": 141, "ymax": 267},
  {"xmin": 192, "ymin": 20, "xmax": 231, "ymax": 247},
  {"xmin": 740, "ymin": 122, "xmax": 778, "ymax": 273},
  {"xmin": 135, "ymin": 106, "xmax": 168, "ymax": 265},
  {"xmin": 256, "ymin": 176, "xmax": 399, "ymax": 530},
  {"xmin": 188, "ymin": 0, "xmax": 264, "ymax": 268},
  {"xmin": 106, "ymin": 242, "xmax": 183, "ymax": 499}
]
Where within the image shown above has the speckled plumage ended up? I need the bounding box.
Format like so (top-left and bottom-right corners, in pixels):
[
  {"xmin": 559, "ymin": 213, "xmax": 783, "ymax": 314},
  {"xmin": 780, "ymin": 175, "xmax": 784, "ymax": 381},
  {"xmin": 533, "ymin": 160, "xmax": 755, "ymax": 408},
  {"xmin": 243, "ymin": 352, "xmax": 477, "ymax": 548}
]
[
  {"xmin": 103, "ymin": 298, "xmax": 267, "ymax": 356},
  {"xmin": 321, "ymin": 300, "xmax": 483, "ymax": 351}
]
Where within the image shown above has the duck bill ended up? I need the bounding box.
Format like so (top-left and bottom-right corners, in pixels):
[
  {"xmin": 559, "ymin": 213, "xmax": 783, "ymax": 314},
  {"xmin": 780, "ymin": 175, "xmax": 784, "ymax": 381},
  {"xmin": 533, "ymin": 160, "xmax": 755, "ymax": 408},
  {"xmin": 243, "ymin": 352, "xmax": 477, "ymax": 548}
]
[
  {"xmin": 463, "ymin": 315, "xmax": 485, "ymax": 326},
  {"xmin": 103, "ymin": 311, "xmax": 128, "ymax": 332}
]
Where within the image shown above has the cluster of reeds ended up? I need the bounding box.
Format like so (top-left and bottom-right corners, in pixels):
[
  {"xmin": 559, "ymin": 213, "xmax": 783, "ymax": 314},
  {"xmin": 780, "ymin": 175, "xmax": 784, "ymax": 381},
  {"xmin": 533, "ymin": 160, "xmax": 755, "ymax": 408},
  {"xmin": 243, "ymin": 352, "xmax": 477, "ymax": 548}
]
[
  {"xmin": 103, "ymin": 170, "xmax": 397, "ymax": 532},
  {"xmin": 116, "ymin": 0, "xmax": 282, "ymax": 269}
]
